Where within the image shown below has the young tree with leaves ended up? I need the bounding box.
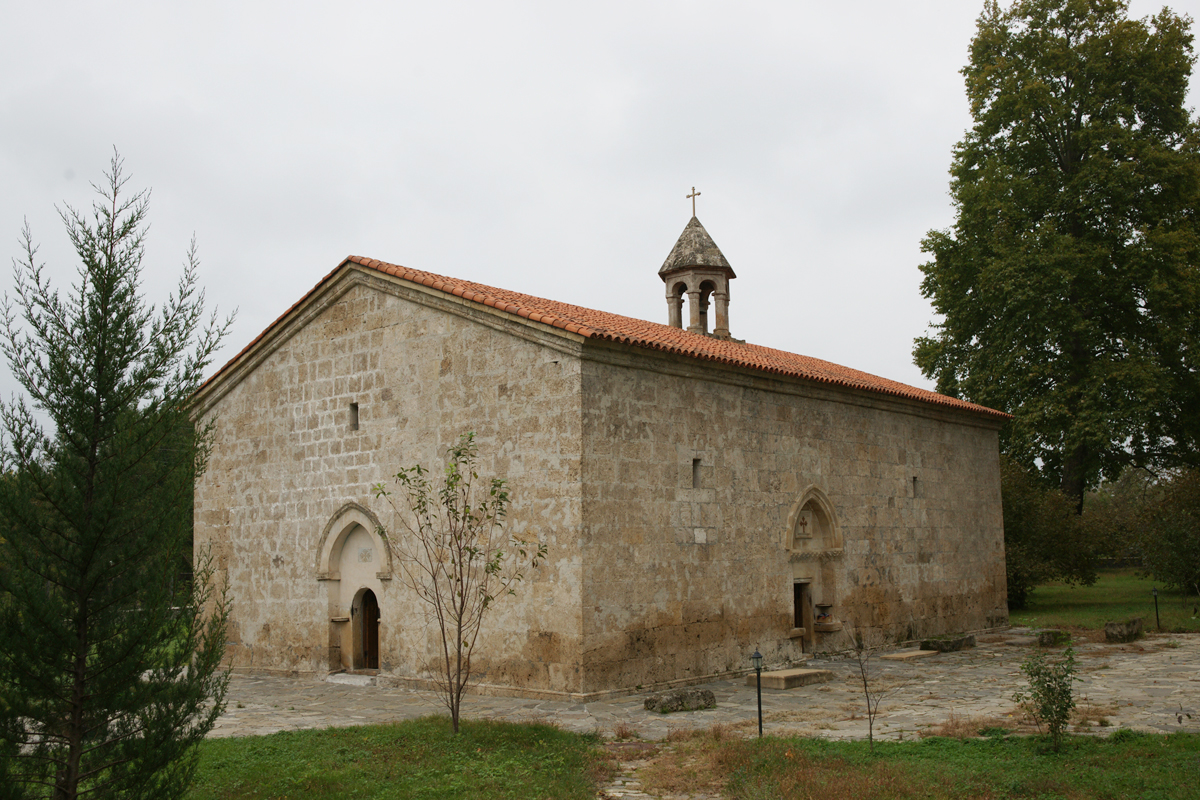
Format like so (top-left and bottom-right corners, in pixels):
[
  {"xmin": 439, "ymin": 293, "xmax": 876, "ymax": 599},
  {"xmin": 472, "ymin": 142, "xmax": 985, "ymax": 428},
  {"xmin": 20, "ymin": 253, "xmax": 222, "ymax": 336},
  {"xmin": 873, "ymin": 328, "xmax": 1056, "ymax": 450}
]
[
  {"xmin": 373, "ymin": 433, "xmax": 545, "ymax": 734},
  {"xmin": 0, "ymin": 154, "xmax": 232, "ymax": 800},
  {"xmin": 915, "ymin": 0, "xmax": 1200, "ymax": 509}
]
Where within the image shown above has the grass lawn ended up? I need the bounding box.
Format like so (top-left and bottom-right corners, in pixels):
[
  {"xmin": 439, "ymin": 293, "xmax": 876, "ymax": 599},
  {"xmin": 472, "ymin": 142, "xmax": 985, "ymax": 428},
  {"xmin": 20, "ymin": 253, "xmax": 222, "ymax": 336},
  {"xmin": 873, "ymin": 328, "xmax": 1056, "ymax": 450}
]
[
  {"xmin": 186, "ymin": 716, "xmax": 609, "ymax": 800},
  {"xmin": 642, "ymin": 728, "xmax": 1200, "ymax": 800},
  {"xmin": 1009, "ymin": 568, "xmax": 1200, "ymax": 633}
]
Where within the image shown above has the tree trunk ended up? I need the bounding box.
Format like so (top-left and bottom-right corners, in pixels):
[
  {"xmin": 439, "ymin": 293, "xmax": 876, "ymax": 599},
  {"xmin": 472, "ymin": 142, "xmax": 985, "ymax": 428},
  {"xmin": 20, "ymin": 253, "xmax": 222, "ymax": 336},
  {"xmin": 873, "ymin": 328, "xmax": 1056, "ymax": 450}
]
[{"xmin": 1060, "ymin": 442, "xmax": 1089, "ymax": 515}]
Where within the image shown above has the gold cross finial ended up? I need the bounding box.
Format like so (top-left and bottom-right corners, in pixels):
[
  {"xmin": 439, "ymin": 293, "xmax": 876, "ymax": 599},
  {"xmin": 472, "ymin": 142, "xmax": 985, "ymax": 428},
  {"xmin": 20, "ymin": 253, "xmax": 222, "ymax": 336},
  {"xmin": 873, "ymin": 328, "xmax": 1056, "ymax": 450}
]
[{"xmin": 687, "ymin": 186, "xmax": 701, "ymax": 217}]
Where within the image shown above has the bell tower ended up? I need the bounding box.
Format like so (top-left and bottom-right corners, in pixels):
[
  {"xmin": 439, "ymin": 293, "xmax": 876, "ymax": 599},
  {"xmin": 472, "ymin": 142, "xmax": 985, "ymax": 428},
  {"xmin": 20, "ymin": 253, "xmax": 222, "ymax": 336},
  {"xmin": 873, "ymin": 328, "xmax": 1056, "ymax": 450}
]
[{"xmin": 659, "ymin": 214, "xmax": 736, "ymax": 339}]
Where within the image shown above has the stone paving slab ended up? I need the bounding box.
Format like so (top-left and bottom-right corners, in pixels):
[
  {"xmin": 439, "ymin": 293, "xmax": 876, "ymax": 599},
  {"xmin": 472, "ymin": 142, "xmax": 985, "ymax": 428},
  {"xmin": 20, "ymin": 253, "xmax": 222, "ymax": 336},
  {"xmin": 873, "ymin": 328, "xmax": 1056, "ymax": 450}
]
[{"xmin": 211, "ymin": 632, "xmax": 1200, "ymax": 743}]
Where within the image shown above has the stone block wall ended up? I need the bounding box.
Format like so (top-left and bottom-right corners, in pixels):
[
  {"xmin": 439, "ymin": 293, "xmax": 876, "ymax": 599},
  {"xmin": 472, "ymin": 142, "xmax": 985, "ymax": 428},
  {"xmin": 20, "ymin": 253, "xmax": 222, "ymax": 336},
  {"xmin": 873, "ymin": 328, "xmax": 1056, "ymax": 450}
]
[{"xmin": 194, "ymin": 272, "xmax": 586, "ymax": 694}]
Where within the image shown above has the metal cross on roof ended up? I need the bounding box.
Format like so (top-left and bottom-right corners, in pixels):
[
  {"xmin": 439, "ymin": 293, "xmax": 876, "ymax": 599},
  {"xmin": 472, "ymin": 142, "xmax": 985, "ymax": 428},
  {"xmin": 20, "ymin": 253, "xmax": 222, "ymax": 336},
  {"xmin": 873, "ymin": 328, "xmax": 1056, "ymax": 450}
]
[{"xmin": 687, "ymin": 186, "xmax": 701, "ymax": 216}]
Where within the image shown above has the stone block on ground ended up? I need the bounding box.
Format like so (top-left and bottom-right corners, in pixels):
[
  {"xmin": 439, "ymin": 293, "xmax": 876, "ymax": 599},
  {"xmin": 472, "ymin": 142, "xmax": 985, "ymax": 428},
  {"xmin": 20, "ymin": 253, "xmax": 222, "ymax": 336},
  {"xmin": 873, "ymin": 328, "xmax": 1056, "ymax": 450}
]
[
  {"xmin": 1038, "ymin": 629, "xmax": 1071, "ymax": 647},
  {"xmin": 643, "ymin": 688, "xmax": 716, "ymax": 713},
  {"xmin": 746, "ymin": 668, "xmax": 833, "ymax": 690},
  {"xmin": 1104, "ymin": 617, "xmax": 1143, "ymax": 643},
  {"xmin": 919, "ymin": 634, "xmax": 976, "ymax": 652}
]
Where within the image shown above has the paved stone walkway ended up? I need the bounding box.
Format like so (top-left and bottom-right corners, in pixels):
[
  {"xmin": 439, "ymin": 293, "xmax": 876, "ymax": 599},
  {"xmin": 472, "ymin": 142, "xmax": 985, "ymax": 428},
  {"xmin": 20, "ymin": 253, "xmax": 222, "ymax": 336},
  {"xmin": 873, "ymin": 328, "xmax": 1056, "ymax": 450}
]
[{"xmin": 212, "ymin": 630, "xmax": 1200, "ymax": 743}]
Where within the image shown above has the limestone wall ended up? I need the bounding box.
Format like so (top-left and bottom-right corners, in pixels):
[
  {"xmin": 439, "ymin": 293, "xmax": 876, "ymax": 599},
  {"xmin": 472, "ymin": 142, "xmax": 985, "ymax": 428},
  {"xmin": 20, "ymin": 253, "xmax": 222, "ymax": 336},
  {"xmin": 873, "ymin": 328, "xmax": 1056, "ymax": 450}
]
[
  {"xmin": 577, "ymin": 344, "xmax": 1007, "ymax": 694},
  {"xmin": 194, "ymin": 271, "xmax": 586, "ymax": 694}
]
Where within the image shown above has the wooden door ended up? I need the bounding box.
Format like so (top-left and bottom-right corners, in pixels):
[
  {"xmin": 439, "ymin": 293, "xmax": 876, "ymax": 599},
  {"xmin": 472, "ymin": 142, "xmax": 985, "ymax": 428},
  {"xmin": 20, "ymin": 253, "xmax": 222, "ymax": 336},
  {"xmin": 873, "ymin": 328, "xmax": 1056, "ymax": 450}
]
[
  {"xmin": 794, "ymin": 582, "xmax": 813, "ymax": 651},
  {"xmin": 362, "ymin": 589, "xmax": 379, "ymax": 669}
]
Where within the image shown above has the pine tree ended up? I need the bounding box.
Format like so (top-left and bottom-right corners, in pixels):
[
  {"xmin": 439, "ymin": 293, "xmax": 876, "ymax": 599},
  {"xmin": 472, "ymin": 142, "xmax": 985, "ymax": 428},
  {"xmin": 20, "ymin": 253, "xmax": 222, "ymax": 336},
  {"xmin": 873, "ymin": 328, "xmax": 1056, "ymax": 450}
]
[{"xmin": 0, "ymin": 153, "xmax": 232, "ymax": 800}]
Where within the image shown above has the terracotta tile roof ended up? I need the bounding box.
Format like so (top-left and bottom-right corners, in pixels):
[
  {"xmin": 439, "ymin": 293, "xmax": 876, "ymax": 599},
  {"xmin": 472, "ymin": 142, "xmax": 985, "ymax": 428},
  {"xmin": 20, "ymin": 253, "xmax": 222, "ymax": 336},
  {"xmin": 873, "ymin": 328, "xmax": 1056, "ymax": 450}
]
[{"xmin": 199, "ymin": 255, "xmax": 1008, "ymax": 421}]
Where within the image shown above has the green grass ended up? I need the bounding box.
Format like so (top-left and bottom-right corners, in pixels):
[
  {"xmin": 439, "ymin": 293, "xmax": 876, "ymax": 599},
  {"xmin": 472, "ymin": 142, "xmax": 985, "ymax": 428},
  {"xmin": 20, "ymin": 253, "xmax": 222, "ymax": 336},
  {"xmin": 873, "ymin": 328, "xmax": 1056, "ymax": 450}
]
[
  {"xmin": 1010, "ymin": 568, "xmax": 1200, "ymax": 633},
  {"xmin": 655, "ymin": 730, "xmax": 1200, "ymax": 800},
  {"xmin": 186, "ymin": 717, "xmax": 608, "ymax": 800}
]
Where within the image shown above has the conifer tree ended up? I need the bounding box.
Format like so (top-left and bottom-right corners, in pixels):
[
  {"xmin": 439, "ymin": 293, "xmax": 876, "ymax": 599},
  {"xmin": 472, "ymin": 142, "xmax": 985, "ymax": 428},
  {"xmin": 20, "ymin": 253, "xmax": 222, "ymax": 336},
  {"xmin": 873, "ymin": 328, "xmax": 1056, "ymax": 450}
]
[{"xmin": 0, "ymin": 153, "xmax": 232, "ymax": 800}]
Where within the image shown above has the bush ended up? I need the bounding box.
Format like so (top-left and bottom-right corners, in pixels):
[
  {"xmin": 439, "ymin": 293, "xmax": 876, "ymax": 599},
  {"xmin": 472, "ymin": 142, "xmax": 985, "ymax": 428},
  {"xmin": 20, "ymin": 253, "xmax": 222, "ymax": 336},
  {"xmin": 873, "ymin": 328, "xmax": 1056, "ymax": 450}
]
[
  {"xmin": 1142, "ymin": 469, "xmax": 1200, "ymax": 597},
  {"xmin": 1001, "ymin": 456, "xmax": 1097, "ymax": 608}
]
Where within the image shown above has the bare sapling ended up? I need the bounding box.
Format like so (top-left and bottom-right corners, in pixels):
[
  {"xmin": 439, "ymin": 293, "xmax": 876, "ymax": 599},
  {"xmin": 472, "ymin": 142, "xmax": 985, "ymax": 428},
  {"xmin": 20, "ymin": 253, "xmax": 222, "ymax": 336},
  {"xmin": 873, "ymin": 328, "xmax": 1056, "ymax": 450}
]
[{"xmin": 839, "ymin": 622, "xmax": 902, "ymax": 752}]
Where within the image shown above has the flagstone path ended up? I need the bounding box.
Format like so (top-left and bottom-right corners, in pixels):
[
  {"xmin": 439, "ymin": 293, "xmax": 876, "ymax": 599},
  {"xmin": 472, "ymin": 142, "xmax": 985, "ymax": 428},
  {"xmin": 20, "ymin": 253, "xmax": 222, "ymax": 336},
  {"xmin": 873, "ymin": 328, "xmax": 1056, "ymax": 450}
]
[{"xmin": 212, "ymin": 629, "xmax": 1198, "ymax": 742}]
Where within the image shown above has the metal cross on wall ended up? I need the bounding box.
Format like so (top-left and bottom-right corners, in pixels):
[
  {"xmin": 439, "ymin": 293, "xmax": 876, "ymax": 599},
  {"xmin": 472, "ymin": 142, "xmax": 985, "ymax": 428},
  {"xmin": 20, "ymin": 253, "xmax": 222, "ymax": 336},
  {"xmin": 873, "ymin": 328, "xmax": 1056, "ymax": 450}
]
[{"xmin": 687, "ymin": 186, "xmax": 701, "ymax": 216}]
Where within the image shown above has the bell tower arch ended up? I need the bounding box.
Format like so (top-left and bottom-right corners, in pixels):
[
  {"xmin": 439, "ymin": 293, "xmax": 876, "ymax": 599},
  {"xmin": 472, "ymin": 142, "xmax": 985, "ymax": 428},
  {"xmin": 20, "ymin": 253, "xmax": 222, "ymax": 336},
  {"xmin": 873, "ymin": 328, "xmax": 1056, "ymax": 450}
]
[{"xmin": 659, "ymin": 215, "xmax": 736, "ymax": 340}]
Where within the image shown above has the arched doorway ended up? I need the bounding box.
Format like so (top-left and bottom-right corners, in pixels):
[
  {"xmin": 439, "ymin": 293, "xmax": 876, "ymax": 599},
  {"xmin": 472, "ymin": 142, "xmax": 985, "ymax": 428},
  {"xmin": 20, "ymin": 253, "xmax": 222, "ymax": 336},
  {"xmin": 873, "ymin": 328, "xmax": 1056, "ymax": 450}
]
[
  {"xmin": 354, "ymin": 588, "xmax": 380, "ymax": 670},
  {"xmin": 785, "ymin": 486, "xmax": 844, "ymax": 650}
]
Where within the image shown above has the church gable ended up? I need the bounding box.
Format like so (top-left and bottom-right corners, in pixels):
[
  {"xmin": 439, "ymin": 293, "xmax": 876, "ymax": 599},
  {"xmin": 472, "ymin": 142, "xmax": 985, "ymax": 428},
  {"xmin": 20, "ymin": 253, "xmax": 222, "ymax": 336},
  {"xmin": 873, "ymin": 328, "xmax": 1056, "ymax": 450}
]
[{"xmin": 194, "ymin": 274, "xmax": 587, "ymax": 692}]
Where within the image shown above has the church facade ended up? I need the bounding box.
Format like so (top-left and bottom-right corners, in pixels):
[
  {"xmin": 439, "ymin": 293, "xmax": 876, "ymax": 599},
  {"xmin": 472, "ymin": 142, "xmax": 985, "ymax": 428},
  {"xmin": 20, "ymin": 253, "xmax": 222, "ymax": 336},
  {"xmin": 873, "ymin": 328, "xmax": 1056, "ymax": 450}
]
[{"xmin": 192, "ymin": 218, "xmax": 1009, "ymax": 699}]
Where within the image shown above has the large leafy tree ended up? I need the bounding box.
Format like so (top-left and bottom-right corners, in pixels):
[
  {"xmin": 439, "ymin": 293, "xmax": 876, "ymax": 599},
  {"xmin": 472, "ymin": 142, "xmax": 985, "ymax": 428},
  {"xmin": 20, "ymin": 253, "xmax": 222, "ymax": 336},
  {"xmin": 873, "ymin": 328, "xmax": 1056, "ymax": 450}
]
[
  {"xmin": 0, "ymin": 154, "xmax": 232, "ymax": 799},
  {"xmin": 915, "ymin": 0, "xmax": 1200, "ymax": 509}
]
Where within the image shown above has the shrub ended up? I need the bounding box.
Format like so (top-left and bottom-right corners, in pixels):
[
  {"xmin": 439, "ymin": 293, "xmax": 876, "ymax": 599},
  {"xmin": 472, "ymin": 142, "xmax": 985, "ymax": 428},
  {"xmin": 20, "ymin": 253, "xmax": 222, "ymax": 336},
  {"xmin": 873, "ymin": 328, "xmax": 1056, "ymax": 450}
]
[
  {"xmin": 1142, "ymin": 469, "xmax": 1200, "ymax": 597},
  {"xmin": 1001, "ymin": 457, "xmax": 1097, "ymax": 608}
]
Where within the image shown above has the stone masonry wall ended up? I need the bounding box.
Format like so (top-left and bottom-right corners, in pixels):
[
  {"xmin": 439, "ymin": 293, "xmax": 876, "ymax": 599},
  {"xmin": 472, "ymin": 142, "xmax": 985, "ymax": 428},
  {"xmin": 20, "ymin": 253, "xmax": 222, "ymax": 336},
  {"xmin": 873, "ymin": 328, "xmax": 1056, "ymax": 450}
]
[
  {"xmin": 578, "ymin": 345, "xmax": 1006, "ymax": 694},
  {"xmin": 194, "ymin": 272, "xmax": 586, "ymax": 695}
]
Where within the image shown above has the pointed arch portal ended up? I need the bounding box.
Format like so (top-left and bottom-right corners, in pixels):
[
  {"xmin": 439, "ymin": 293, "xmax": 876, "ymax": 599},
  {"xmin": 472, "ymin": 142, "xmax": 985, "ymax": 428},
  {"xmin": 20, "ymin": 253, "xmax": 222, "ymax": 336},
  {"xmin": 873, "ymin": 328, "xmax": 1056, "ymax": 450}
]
[{"xmin": 784, "ymin": 485, "xmax": 844, "ymax": 650}]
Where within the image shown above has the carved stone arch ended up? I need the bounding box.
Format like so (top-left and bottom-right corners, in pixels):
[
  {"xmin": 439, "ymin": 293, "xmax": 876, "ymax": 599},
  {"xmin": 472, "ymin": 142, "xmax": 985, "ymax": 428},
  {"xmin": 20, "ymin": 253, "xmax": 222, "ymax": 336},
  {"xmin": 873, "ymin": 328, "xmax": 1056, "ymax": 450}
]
[
  {"xmin": 315, "ymin": 502, "xmax": 393, "ymax": 580},
  {"xmin": 784, "ymin": 484, "xmax": 842, "ymax": 551}
]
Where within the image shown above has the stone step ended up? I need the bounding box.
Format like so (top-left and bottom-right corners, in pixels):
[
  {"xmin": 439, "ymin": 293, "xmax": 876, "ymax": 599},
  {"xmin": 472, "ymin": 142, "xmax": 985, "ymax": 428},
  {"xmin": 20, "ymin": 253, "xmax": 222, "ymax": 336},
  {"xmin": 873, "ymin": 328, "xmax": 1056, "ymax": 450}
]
[
  {"xmin": 327, "ymin": 672, "xmax": 376, "ymax": 687},
  {"xmin": 880, "ymin": 649, "xmax": 939, "ymax": 662},
  {"xmin": 747, "ymin": 668, "xmax": 833, "ymax": 690}
]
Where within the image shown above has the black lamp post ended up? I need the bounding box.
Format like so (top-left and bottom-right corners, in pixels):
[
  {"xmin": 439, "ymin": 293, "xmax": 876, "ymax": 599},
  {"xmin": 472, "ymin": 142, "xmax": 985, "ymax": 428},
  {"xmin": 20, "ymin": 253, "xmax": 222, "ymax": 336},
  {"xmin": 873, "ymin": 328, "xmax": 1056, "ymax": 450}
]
[
  {"xmin": 1153, "ymin": 586, "xmax": 1161, "ymax": 631},
  {"xmin": 751, "ymin": 647, "xmax": 763, "ymax": 738}
]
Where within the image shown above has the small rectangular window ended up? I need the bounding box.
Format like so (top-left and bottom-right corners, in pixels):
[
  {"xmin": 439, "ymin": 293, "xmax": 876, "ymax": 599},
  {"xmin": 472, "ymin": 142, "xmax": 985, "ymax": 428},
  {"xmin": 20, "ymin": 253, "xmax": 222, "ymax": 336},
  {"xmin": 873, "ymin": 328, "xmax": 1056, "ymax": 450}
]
[
  {"xmin": 349, "ymin": 402, "xmax": 359, "ymax": 431},
  {"xmin": 692, "ymin": 458, "xmax": 702, "ymax": 489}
]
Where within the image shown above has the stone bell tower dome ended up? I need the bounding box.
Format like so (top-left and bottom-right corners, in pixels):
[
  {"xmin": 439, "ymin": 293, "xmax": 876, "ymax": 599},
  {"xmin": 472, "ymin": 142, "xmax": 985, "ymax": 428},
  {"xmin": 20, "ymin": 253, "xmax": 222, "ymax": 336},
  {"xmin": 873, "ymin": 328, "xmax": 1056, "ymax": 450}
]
[{"xmin": 659, "ymin": 215, "xmax": 736, "ymax": 339}]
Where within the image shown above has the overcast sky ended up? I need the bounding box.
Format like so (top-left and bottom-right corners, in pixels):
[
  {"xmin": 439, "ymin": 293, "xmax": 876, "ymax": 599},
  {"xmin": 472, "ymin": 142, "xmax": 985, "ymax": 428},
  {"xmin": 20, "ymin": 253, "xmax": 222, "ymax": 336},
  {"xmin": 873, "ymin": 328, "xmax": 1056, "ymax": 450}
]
[{"xmin": 2, "ymin": 0, "xmax": 1198, "ymax": 402}]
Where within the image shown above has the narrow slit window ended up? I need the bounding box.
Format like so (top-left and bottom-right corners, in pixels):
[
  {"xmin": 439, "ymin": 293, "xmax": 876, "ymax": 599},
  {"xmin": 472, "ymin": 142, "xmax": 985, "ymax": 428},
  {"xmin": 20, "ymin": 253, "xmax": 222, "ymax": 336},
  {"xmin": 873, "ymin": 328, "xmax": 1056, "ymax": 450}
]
[
  {"xmin": 692, "ymin": 458, "xmax": 702, "ymax": 489},
  {"xmin": 349, "ymin": 402, "xmax": 359, "ymax": 431}
]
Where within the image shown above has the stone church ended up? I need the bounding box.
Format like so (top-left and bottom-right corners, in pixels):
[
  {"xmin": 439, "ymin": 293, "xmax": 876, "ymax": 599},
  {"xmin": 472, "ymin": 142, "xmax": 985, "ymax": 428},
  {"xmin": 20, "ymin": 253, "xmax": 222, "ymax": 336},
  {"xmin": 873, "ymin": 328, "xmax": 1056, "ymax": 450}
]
[{"xmin": 193, "ymin": 216, "xmax": 1009, "ymax": 700}]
